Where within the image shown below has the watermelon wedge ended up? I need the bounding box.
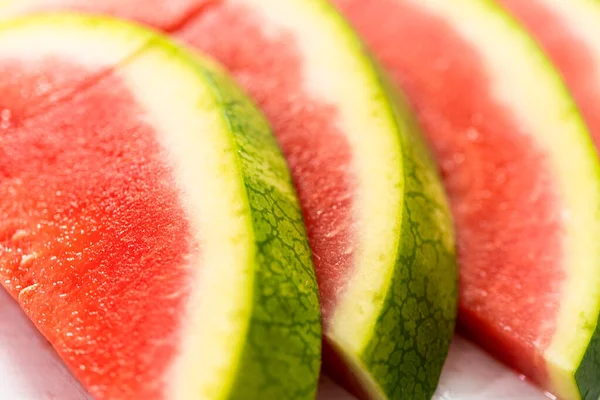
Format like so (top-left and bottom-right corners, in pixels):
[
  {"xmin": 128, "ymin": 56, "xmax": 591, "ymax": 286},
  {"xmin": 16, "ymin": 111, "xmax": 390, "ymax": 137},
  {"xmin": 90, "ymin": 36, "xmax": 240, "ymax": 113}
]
[
  {"xmin": 1, "ymin": 1, "xmax": 458, "ymax": 399},
  {"xmin": 0, "ymin": 14, "xmax": 321, "ymax": 400},
  {"xmin": 494, "ymin": 6, "xmax": 600, "ymax": 396},
  {"xmin": 332, "ymin": 0, "xmax": 600, "ymax": 399}
]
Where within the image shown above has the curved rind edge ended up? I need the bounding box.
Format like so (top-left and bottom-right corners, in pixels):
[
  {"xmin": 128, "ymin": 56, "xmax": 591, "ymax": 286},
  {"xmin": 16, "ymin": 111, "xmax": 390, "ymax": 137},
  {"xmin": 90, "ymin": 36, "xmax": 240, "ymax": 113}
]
[
  {"xmin": 312, "ymin": 4, "xmax": 458, "ymax": 398},
  {"xmin": 196, "ymin": 59, "xmax": 322, "ymax": 400},
  {"xmin": 358, "ymin": 70, "xmax": 458, "ymax": 400}
]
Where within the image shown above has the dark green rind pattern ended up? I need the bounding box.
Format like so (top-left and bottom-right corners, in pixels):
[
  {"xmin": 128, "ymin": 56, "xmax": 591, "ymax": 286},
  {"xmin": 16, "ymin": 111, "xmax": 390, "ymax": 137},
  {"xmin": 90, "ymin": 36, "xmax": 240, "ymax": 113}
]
[
  {"xmin": 359, "ymin": 77, "xmax": 458, "ymax": 400},
  {"xmin": 576, "ymin": 317, "xmax": 600, "ymax": 400},
  {"xmin": 198, "ymin": 62, "xmax": 322, "ymax": 400}
]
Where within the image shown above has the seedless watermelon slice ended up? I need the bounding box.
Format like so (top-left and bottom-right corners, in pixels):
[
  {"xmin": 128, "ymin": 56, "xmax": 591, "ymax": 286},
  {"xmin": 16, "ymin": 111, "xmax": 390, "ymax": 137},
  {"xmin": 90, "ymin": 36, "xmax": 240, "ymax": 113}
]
[
  {"xmin": 0, "ymin": 15, "xmax": 321, "ymax": 400},
  {"xmin": 333, "ymin": 0, "xmax": 600, "ymax": 399},
  {"xmin": 1, "ymin": 1, "xmax": 459, "ymax": 399}
]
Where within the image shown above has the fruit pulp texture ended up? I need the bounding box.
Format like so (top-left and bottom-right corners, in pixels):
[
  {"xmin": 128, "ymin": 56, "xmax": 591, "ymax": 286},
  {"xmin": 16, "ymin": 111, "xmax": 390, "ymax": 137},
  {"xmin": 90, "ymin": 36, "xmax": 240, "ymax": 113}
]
[
  {"xmin": 334, "ymin": 0, "xmax": 563, "ymax": 385},
  {"xmin": 0, "ymin": 59, "xmax": 196, "ymax": 399}
]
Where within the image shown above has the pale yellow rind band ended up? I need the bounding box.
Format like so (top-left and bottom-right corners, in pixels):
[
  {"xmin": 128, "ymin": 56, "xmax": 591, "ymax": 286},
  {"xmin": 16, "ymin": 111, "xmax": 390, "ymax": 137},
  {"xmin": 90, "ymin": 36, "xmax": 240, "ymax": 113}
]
[
  {"xmin": 233, "ymin": 0, "xmax": 404, "ymax": 356},
  {"xmin": 529, "ymin": 1, "xmax": 600, "ymax": 397},
  {"xmin": 409, "ymin": 1, "xmax": 600, "ymax": 398}
]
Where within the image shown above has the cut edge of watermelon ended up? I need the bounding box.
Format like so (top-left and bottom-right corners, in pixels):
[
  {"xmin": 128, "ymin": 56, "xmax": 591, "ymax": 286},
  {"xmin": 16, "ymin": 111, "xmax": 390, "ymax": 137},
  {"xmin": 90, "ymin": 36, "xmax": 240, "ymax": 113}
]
[
  {"xmin": 326, "ymin": 336, "xmax": 388, "ymax": 400},
  {"xmin": 0, "ymin": 16, "xmax": 260, "ymax": 399},
  {"xmin": 415, "ymin": 1, "xmax": 600, "ymax": 398},
  {"xmin": 244, "ymin": 0, "xmax": 405, "ymax": 353}
]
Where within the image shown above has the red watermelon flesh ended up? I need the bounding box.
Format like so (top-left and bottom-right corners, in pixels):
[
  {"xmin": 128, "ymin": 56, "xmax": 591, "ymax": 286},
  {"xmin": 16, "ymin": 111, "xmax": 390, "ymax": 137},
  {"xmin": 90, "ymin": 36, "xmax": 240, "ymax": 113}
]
[
  {"xmin": 0, "ymin": 47, "xmax": 147, "ymax": 120},
  {"xmin": 1, "ymin": 60, "xmax": 195, "ymax": 399},
  {"xmin": 0, "ymin": 59, "xmax": 97, "ymax": 120},
  {"xmin": 334, "ymin": 0, "xmax": 565, "ymax": 388}
]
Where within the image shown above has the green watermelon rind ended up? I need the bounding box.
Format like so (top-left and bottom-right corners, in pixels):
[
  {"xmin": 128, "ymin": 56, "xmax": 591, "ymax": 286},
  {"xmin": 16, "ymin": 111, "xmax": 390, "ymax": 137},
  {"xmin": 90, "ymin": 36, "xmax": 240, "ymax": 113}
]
[
  {"xmin": 576, "ymin": 327, "xmax": 600, "ymax": 400},
  {"xmin": 195, "ymin": 57, "xmax": 322, "ymax": 400},
  {"xmin": 358, "ymin": 71, "xmax": 458, "ymax": 400}
]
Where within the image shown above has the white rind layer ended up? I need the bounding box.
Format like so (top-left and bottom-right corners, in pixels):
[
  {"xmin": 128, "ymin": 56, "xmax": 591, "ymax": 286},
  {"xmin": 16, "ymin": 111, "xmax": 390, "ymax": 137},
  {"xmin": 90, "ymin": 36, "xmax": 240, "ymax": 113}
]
[{"xmin": 407, "ymin": 0, "xmax": 600, "ymax": 398}]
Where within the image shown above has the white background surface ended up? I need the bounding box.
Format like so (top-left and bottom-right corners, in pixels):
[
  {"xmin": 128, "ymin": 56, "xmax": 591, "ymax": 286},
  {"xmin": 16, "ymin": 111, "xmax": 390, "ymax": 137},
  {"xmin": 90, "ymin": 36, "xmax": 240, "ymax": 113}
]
[{"xmin": 0, "ymin": 288, "xmax": 548, "ymax": 400}]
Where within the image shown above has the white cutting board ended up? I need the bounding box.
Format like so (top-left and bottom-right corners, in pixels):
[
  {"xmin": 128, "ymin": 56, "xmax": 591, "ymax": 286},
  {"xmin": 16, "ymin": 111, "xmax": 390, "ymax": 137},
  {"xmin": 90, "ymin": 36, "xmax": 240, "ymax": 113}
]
[{"xmin": 0, "ymin": 288, "xmax": 547, "ymax": 400}]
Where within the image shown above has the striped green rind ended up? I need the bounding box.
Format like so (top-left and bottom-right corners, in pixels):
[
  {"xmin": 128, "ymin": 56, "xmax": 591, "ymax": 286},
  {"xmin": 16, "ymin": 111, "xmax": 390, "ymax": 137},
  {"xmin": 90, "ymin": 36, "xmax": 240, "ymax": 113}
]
[
  {"xmin": 576, "ymin": 321, "xmax": 600, "ymax": 400},
  {"xmin": 197, "ymin": 61, "xmax": 322, "ymax": 400},
  {"xmin": 358, "ymin": 74, "xmax": 458, "ymax": 400}
]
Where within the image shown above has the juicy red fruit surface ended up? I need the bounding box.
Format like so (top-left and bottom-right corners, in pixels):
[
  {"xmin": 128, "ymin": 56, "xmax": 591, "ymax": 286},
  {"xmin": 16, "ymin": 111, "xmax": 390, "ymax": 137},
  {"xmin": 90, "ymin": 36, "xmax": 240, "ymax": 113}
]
[
  {"xmin": 0, "ymin": 60, "xmax": 196, "ymax": 400},
  {"xmin": 176, "ymin": 3, "xmax": 357, "ymax": 321},
  {"xmin": 335, "ymin": 0, "xmax": 564, "ymax": 384}
]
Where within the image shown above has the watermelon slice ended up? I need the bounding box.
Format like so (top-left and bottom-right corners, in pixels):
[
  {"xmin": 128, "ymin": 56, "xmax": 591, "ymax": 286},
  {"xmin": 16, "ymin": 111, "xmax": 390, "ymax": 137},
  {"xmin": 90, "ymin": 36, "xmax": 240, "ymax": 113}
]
[
  {"xmin": 497, "ymin": 1, "xmax": 600, "ymax": 395},
  {"xmin": 1, "ymin": 1, "xmax": 458, "ymax": 399},
  {"xmin": 495, "ymin": 6, "xmax": 600, "ymax": 397},
  {"xmin": 332, "ymin": 0, "xmax": 600, "ymax": 399},
  {"xmin": 0, "ymin": 14, "xmax": 321, "ymax": 400}
]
